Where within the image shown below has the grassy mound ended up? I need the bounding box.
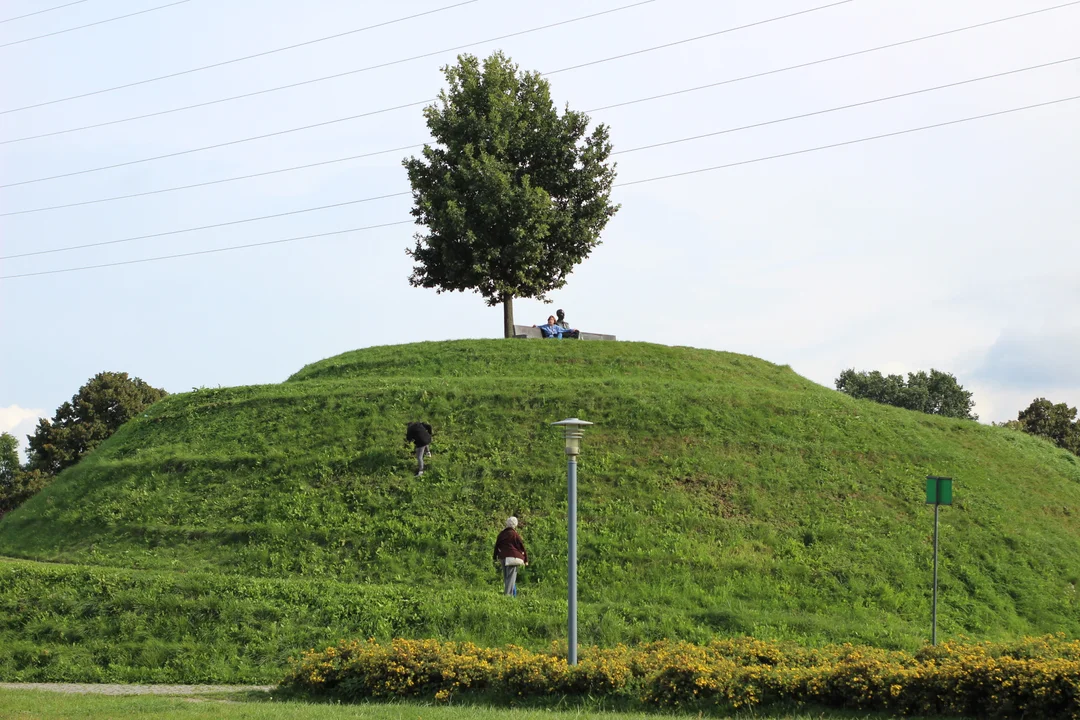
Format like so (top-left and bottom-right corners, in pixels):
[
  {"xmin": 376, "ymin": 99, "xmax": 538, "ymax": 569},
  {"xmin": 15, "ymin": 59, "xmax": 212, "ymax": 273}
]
[{"xmin": 1, "ymin": 340, "xmax": 1079, "ymax": 681}]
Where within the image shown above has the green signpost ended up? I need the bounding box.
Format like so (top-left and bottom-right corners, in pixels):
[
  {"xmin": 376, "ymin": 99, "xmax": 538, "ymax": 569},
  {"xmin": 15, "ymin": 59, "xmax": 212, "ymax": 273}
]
[{"xmin": 926, "ymin": 476, "xmax": 953, "ymax": 645}]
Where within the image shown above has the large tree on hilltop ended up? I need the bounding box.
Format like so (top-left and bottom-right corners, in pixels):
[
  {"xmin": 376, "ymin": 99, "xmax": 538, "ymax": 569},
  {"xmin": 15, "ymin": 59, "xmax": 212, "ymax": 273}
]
[
  {"xmin": 27, "ymin": 371, "xmax": 167, "ymax": 476},
  {"xmin": 403, "ymin": 51, "xmax": 619, "ymax": 338}
]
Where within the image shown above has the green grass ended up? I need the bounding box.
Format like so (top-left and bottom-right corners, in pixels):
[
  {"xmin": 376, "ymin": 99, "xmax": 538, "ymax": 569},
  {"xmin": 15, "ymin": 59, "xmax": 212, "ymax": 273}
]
[
  {"xmin": 1, "ymin": 340, "xmax": 1078, "ymax": 683},
  {"xmin": 0, "ymin": 688, "xmax": 950, "ymax": 719}
]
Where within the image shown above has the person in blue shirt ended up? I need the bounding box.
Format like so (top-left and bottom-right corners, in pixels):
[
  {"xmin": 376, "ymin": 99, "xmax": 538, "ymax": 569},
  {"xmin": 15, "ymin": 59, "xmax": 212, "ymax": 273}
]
[{"xmin": 535, "ymin": 315, "xmax": 579, "ymax": 339}]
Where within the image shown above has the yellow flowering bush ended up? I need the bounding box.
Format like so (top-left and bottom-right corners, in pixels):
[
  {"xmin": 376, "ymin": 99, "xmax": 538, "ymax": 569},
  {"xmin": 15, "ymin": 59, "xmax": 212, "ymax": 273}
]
[{"xmin": 282, "ymin": 634, "xmax": 1080, "ymax": 717}]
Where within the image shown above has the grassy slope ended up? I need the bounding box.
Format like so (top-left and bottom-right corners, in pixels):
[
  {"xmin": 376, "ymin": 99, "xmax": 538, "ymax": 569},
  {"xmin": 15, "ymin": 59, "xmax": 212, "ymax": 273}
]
[{"xmin": 1, "ymin": 340, "xmax": 1079, "ymax": 681}]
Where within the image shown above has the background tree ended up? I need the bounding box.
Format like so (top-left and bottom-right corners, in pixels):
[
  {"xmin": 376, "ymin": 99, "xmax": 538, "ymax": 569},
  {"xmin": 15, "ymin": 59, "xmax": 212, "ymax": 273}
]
[
  {"xmin": 0, "ymin": 432, "xmax": 48, "ymax": 516},
  {"xmin": 26, "ymin": 371, "xmax": 167, "ymax": 477},
  {"xmin": 835, "ymin": 368, "xmax": 977, "ymax": 420},
  {"xmin": 0, "ymin": 432, "xmax": 19, "ymax": 491},
  {"xmin": 404, "ymin": 51, "xmax": 619, "ymax": 338},
  {"xmin": 1015, "ymin": 398, "xmax": 1080, "ymax": 455}
]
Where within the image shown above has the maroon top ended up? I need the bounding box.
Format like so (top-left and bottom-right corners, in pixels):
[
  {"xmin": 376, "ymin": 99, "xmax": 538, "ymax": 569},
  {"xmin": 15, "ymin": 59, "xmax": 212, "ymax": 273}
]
[{"xmin": 493, "ymin": 527, "xmax": 528, "ymax": 564}]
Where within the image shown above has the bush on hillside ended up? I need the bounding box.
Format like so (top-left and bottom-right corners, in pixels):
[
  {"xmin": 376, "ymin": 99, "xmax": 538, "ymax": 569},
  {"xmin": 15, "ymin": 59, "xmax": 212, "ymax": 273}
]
[
  {"xmin": 0, "ymin": 433, "xmax": 49, "ymax": 517},
  {"xmin": 284, "ymin": 636, "xmax": 1080, "ymax": 717},
  {"xmin": 835, "ymin": 368, "xmax": 977, "ymax": 420},
  {"xmin": 24, "ymin": 371, "xmax": 167, "ymax": 478},
  {"xmin": 1015, "ymin": 398, "xmax": 1080, "ymax": 456}
]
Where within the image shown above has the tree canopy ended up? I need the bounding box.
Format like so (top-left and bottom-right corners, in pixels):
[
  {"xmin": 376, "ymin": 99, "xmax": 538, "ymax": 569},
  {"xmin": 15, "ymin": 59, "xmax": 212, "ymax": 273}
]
[
  {"xmin": 1015, "ymin": 398, "xmax": 1080, "ymax": 455},
  {"xmin": 835, "ymin": 368, "xmax": 978, "ymax": 420},
  {"xmin": 403, "ymin": 51, "xmax": 619, "ymax": 337},
  {"xmin": 0, "ymin": 432, "xmax": 18, "ymax": 490},
  {"xmin": 27, "ymin": 371, "xmax": 167, "ymax": 476}
]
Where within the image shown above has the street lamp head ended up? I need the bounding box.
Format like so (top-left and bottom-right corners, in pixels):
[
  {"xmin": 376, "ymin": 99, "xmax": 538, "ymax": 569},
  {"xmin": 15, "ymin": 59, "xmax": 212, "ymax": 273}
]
[{"xmin": 551, "ymin": 418, "xmax": 593, "ymax": 456}]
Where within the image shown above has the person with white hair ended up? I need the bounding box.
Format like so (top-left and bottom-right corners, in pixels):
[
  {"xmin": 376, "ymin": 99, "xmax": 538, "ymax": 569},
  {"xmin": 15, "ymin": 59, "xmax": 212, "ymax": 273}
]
[{"xmin": 492, "ymin": 516, "xmax": 528, "ymax": 597}]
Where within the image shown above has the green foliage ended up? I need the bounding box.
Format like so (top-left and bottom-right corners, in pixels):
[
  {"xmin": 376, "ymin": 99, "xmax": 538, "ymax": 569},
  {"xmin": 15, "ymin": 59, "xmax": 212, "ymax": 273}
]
[
  {"xmin": 403, "ymin": 52, "xmax": 618, "ymax": 335},
  {"xmin": 0, "ymin": 433, "xmax": 49, "ymax": 517},
  {"xmin": 26, "ymin": 371, "xmax": 168, "ymax": 477},
  {"xmin": 1, "ymin": 341, "xmax": 1079, "ymax": 684},
  {"xmin": 287, "ymin": 636, "xmax": 1080, "ymax": 718},
  {"xmin": 835, "ymin": 369, "xmax": 977, "ymax": 420},
  {"xmin": 1016, "ymin": 398, "xmax": 1080, "ymax": 456},
  {"xmin": 0, "ymin": 432, "xmax": 18, "ymax": 487}
]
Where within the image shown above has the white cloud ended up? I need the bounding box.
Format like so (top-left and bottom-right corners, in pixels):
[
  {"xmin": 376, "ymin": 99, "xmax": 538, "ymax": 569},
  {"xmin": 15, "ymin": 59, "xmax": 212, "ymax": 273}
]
[{"xmin": 0, "ymin": 405, "xmax": 46, "ymax": 460}]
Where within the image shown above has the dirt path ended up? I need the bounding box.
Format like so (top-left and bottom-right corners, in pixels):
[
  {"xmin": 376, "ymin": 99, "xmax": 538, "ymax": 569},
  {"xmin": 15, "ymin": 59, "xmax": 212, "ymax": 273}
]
[{"xmin": 0, "ymin": 683, "xmax": 273, "ymax": 695}]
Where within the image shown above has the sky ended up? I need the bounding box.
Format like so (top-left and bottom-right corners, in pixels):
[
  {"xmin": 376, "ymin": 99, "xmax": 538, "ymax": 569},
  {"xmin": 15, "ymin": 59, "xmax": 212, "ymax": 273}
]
[{"xmin": 1, "ymin": 0, "xmax": 1078, "ymax": 454}]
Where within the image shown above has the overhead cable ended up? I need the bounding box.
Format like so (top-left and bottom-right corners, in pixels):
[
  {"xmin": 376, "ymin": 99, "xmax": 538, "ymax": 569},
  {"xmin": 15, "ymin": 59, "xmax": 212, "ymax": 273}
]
[
  {"xmin": 6, "ymin": 0, "xmax": 1074, "ymax": 144},
  {"xmin": 0, "ymin": 0, "xmax": 189, "ymax": 49},
  {"xmin": 0, "ymin": 221, "xmax": 414, "ymax": 279},
  {"xmin": 0, "ymin": 0, "xmax": 476, "ymax": 115},
  {"xmin": 614, "ymin": 95, "xmax": 1080, "ymax": 188},
  {"xmin": 0, "ymin": 0, "xmax": 90, "ymax": 25},
  {"xmin": 4, "ymin": 94, "xmax": 1076, "ymax": 280},
  {"xmin": 1, "ymin": 193, "xmax": 412, "ymax": 259},
  {"xmin": 544, "ymin": 0, "xmax": 851, "ymax": 75},
  {"xmin": 610, "ymin": 56, "xmax": 1080, "ymax": 155},
  {"xmin": 3, "ymin": 53, "xmax": 1075, "ymax": 214},
  {"xmin": 0, "ymin": 1, "xmax": 860, "ymax": 189},
  {"xmin": 3, "ymin": 55, "xmax": 1072, "ymax": 230},
  {"xmin": 0, "ymin": 0, "xmax": 655, "ymax": 115}
]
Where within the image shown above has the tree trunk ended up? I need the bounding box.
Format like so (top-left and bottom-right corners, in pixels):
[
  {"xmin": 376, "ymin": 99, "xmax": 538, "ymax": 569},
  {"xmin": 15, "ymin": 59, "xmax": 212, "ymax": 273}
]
[{"xmin": 502, "ymin": 294, "xmax": 515, "ymax": 339}]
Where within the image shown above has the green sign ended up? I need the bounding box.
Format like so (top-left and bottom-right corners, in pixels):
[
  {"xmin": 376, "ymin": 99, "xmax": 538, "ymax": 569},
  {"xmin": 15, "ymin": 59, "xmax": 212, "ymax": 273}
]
[{"xmin": 926, "ymin": 476, "xmax": 953, "ymax": 505}]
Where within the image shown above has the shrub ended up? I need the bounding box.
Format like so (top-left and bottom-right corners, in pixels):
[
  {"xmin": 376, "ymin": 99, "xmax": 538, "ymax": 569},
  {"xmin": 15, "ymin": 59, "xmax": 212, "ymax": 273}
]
[{"xmin": 283, "ymin": 635, "xmax": 1080, "ymax": 717}]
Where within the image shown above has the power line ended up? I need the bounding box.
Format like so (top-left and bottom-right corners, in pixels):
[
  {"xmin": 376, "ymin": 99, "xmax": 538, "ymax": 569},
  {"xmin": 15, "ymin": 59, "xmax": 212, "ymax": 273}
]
[
  {"xmin": 0, "ymin": 112, "xmax": 428, "ymax": 190},
  {"xmin": 5, "ymin": 0, "xmax": 1075, "ymax": 143},
  {"xmin": 1, "ymin": 2, "xmax": 1071, "ymax": 194},
  {"xmin": 0, "ymin": 0, "xmax": 189, "ymax": 49},
  {"xmin": 0, "ymin": 221, "xmax": 414, "ymax": 279},
  {"xmin": 0, "ymin": 0, "xmax": 90, "ymax": 25},
  {"xmin": 0, "ymin": 142, "xmax": 424, "ymax": 217},
  {"xmin": 612, "ymin": 56, "xmax": 1080, "ymax": 155},
  {"xmin": 4, "ymin": 56, "xmax": 1072, "ymax": 256},
  {"xmin": 1, "ymin": 193, "xmax": 411, "ymax": 259},
  {"xmin": 4, "ymin": 39, "xmax": 1076, "ymax": 215},
  {"xmin": 0, "ymin": 0, "xmax": 655, "ymax": 116},
  {"xmin": 0, "ymin": 0, "xmax": 476, "ymax": 122},
  {"xmin": 544, "ymin": 0, "xmax": 851, "ymax": 75},
  {"xmin": 4, "ymin": 94, "xmax": 1076, "ymax": 280},
  {"xmin": 614, "ymin": 94, "xmax": 1080, "ymax": 188},
  {"xmin": 584, "ymin": 0, "xmax": 1080, "ymax": 114},
  {"xmin": 4, "ymin": 56, "xmax": 1072, "ymax": 227},
  {"xmin": 1, "ymin": 0, "xmax": 846, "ymax": 149},
  {"xmin": 0, "ymin": 1, "xmax": 862, "ymax": 189}
]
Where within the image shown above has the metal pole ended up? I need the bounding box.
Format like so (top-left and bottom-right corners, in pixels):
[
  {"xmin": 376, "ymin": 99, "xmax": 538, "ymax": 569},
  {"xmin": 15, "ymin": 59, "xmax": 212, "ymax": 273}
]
[
  {"xmin": 568, "ymin": 455, "xmax": 578, "ymax": 665},
  {"xmin": 932, "ymin": 501, "xmax": 939, "ymax": 646}
]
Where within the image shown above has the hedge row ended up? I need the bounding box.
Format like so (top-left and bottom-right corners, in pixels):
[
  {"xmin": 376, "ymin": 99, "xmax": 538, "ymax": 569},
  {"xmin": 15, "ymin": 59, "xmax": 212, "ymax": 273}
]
[{"xmin": 282, "ymin": 635, "xmax": 1080, "ymax": 717}]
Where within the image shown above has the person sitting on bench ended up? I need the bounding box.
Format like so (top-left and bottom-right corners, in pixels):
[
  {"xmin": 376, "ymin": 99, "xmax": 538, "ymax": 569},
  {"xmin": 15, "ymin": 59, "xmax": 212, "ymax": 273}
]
[{"xmin": 535, "ymin": 315, "xmax": 579, "ymax": 339}]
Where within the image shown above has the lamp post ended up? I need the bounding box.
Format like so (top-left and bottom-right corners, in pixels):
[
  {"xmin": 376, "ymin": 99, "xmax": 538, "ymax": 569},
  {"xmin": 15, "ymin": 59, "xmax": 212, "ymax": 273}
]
[{"xmin": 552, "ymin": 417, "xmax": 592, "ymax": 665}]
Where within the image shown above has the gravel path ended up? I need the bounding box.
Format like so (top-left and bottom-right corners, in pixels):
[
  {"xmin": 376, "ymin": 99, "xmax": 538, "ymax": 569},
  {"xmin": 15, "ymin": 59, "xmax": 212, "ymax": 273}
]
[{"xmin": 0, "ymin": 683, "xmax": 274, "ymax": 695}]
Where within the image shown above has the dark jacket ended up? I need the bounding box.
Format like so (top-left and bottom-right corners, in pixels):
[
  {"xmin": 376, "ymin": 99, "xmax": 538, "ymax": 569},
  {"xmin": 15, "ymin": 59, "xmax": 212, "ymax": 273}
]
[
  {"xmin": 405, "ymin": 422, "xmax": 432, "ymax": 448},
  {"xmin": 493, "ymin": 527, "xmax": 528, "ymax": 564}
]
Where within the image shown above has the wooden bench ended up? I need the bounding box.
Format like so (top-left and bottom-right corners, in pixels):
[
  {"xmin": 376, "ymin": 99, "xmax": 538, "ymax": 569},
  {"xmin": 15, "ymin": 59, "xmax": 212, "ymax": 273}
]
[{"xmin": 512, "ymin": 324, "xmax": 616, "ymax": 341}]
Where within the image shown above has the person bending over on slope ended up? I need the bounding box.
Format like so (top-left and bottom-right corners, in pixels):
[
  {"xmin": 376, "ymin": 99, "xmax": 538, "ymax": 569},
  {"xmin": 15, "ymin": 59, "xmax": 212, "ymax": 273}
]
[
  {"xmin": 405, "ymin": 421, "xmax": 433, "ymax": 476},
  {"xmin": 535, "ymin": 315, "xmax": 579, "ymax": 339},
  {"xmin": 493, "ymin": 516, "xmax": 528, "ymax": 597}
]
